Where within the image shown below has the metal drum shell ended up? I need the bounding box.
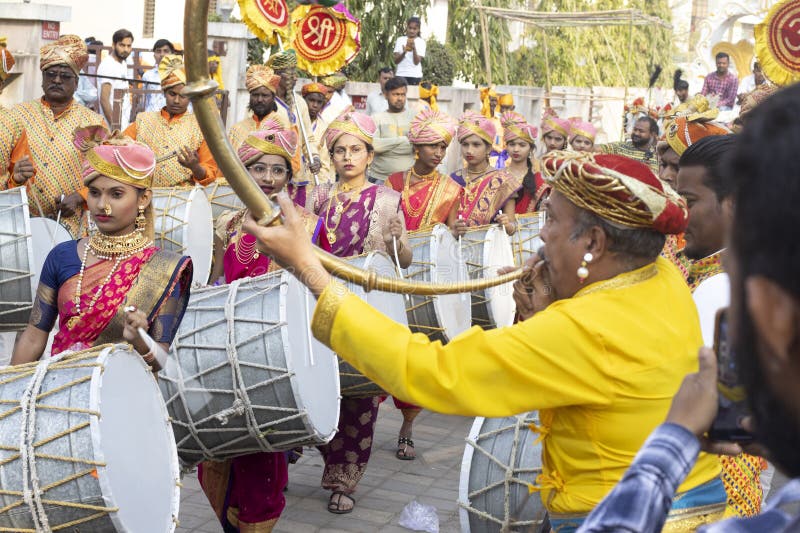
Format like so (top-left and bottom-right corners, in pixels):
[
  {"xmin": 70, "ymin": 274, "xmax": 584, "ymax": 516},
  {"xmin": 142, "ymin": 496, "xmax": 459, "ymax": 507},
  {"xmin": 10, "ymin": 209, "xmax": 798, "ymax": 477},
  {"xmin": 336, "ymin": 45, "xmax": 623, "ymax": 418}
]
[
  {"xmin": 460, "ymin": 225, "xmax": 516, "ymax": 330},
  {"xmin": 511, "ymin": 212, "xmax": 546, "ymax": 267},
  {"xmin": 338, "ymin": 251, "xmax": 409, "ymax": 397},
  {"xmin": 159, "ymin": 270, "xmax": 340, "ymax": 466},
  {"xmin": 0, "ymin": 344, "xmax": 180, "ymax": 532},
  {"xmin": 459, "ymin": 412, "xmax": 546, "ymax": 533},
  {"xmin": 151, "ymin": 186, "xmax": 214, "ymax": 286},
  {"xmin": 404, "ymin": 224, "xmax": 471, "ymax": 344}
]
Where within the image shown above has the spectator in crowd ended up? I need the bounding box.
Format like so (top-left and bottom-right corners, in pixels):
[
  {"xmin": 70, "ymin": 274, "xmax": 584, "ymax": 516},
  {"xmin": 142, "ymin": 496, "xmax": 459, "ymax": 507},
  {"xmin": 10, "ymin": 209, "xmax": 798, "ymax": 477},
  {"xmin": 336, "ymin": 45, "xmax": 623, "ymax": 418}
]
[
  {"xmin": 142, "ymin": 39, "xmax": 174, "ymax": 112},
  {"xmin": 393, "ymin": 17, "xmax": 425, "ymax": 86},
  {"xmin": 701, "ymin": 52, "xmax": 738, "ymax": 111},
  {"xmin": 366, "ymin": 67, "xmax": 393, "ymax": 116},
  {"xmin": 97, "ymin": 28, "xmax": 134, "ymax": 129}
]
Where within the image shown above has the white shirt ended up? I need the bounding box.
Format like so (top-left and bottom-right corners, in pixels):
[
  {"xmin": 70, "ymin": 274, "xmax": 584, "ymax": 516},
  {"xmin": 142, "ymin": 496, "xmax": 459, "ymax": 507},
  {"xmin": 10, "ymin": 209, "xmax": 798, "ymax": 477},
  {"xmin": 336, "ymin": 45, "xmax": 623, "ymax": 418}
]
[
  {"xmin": 142, "ymin": 67, "xmax": 165, "ymax": 113},
  {"xmin": 96, "ymin": 54, "xmax": 132, "ymax": 129},
  {"xmin": 692, "ymin": 273, "xmax": 730, "ymax": 347},
  {"xmin": 366, "ymin": 90, "xmax": 388, "ymax": 116},
  {"xmin": 393, "ymin": 36, "xmax": 425, "ymax": 78}
]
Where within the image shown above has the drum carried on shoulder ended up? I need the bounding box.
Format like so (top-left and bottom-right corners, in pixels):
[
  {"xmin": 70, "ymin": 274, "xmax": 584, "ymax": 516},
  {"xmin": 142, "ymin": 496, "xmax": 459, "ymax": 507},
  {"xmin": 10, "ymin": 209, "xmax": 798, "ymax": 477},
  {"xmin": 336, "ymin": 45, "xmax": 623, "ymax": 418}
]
[
  {"xmin": 0, "ymin": 344, "xmax": 181, "ymax": 532},
  {"xmin": 459, "ymin": 412, "xmax": 547, "ymax": 533},
  {"xmin": 405, "ymin": 224, "xmax": 472, "ymax": 344},
  {"xmin": 0, "ymin": 189, "xmax": 72, "ymax": 331},
  {"xmin": 460, "ymin": 225, "xmax": 516, "ymax": 330},
  {"xmin": 159, "ymin": 269, "xmax": 341, "ymax": 467},
  {"xmin": 151, "ymin": 186, "xmax": 214, "ymax": 286}
]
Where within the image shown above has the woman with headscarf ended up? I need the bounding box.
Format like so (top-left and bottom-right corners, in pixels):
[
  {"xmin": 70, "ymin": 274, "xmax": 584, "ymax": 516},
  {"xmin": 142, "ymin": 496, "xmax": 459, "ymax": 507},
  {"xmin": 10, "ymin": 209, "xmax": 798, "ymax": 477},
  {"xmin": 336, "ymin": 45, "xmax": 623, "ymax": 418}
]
[
  {"xmin": 199, "ymin": 122, "xmax": 324, "ymax": 532},
  {"xmin": 450, "ymin": 111, "xmax": 521, "ymax": 234},
  {"xmin": 309, "ymin": 107, "xmax": 411, "ymax": 513},
  {"xmin": 500, "ymin": 112, "xmax": 544, "ymax": 214},
  {"xmin": 384, "ymin": 108, "xmax": 462, "ymax": 460},
  {"xmin": 568, "ymin": 117, "xmax": 597, "ymax": 152},
  {"xmin": 11, "ymin": 128, "xmax": 192, "ymax": 368}
]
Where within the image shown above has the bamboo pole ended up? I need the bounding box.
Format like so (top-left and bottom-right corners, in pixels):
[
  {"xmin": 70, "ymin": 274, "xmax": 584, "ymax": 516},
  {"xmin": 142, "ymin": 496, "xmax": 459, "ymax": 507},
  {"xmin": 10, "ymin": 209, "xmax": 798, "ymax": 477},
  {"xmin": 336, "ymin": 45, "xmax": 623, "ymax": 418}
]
[
  {"xmin": 477, "ymin": 0, "xmax": 493, "ymax": 85},
  {"xmin": 542, "ymin": 29, "xmax": 552, "ymax": 108}
]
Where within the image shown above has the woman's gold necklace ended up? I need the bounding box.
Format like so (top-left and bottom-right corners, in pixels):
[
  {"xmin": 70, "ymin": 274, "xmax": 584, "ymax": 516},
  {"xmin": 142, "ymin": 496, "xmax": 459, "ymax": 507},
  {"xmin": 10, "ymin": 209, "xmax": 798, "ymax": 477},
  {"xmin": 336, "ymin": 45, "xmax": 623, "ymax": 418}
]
[{"xmin": 325, "ymin": 182, "xmax": 365, "ymax": 244}]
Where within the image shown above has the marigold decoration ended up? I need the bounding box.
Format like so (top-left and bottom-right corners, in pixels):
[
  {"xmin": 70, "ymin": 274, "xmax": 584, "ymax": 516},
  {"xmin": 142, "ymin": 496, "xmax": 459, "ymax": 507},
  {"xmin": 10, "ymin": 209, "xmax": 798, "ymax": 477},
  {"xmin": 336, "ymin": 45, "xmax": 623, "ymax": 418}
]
[
  {"xmin": 754, "ymin": 0, "xmax": 800, "ymax": 86},
  {"xmin": 290, "ymin": 3, "xmax": 361, "ymax": 76},
  {"xmin": 238, "ymin": 0, "xmax": 290, "ymax": 45}
]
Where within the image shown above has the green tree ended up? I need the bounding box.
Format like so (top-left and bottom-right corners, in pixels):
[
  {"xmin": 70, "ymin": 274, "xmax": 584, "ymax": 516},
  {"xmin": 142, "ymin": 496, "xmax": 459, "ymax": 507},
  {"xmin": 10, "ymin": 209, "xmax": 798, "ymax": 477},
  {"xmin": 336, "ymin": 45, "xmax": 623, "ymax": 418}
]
[
  {"xmin": 343, "ymin": 0, "xmax": 431, "ymax": 82},
  {"xmin": 447, "ymin": 0, "xmax": 515, "ymax": 85},
  {"xmin": 424, "ymin": 38, "xmax": 457, "ymax": 86}
]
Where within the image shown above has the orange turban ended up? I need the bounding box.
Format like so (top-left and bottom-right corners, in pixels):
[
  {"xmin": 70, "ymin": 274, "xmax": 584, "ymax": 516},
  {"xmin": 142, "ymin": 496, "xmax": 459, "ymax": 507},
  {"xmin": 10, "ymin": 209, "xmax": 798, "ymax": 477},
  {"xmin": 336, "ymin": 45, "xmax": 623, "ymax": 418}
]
[
  {"xmin": 543, "ymin": 151, "xmax": 688, "ymax": 235},
  {"xmin": 301, "ymin": 82, "xmax": 328, "ymax": 97},
  {"xmin": 40, "ymin": 34, "xmax": 88, "ymax": 76},
  {"xmin": 664, "ymin": 117, "xmax": 731, "ymax": 157},
  {"xmin": 246, "ymin": 64, "xmax": 280, "ymax": 93},
  {"xmin": 159, "ymin": 55, "xmax": 186, "ymax": 89}
]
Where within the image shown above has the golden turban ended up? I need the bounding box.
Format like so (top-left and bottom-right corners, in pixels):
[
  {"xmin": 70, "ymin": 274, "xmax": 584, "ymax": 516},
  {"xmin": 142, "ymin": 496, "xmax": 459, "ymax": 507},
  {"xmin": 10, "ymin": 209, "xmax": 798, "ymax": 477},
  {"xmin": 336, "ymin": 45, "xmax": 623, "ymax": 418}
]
[
  {"xmin": 159, "ymin": 55, "xmax": 186, "ymax": 90},
  {"xmin": 40, "ymin": 34, "xmax": 88, "ymax": 76},
  {"xmin": 246, "ymin": 64, "xmax": 281, "ymax": 94}
]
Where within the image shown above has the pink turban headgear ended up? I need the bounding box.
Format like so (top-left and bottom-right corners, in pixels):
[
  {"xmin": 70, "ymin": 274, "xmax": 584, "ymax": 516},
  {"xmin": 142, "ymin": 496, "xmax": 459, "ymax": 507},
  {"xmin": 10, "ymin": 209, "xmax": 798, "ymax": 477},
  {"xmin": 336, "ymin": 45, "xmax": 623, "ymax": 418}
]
[
  {"xmin": 325, "ymin": 107, "xmax": 377, "ymax": 148},
  {"xmin": 568, "ymin": 117, "xmax": 597, "ymax": 143},
  {"xmin": 40, "ymin": 34, "xmax": 88, "ymax": 76},
  {"xmin": 74, "ymin": 127, "xmax": 154, "ymax": 188},
  {"xmin": 407, "ymin": 108, "xmax": 457, "ymax": 146},
  {"xmin": 501, "ymin": 112, "xmax": 537, "ymax": 145},
  {"xmin": 457, "ymin": 110, "xmax": 495, "ymax": 145},
  {"xmin": 541, "ymin": 109, "xmax": 571, "ymax": 139},
  {"xmin": 238, "ymin": 120, "xmax": 298, "ymax": 165}
]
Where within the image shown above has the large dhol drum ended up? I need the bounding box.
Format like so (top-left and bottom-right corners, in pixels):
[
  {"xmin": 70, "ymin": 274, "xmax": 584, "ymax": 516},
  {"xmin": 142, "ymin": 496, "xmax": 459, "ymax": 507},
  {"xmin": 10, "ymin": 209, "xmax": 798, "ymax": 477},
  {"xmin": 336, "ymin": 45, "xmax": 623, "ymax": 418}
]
[
  {"xmin": 459, "ymin": 412, "xmax": 547, "ymax": 533},
  {"xmin": 0, "ymin": 344, "xmax": 180, "ymax": 532},
  {"xmin": 512, "ymin": 212, "xmax": 545, "ymax": 267},
  {"xmin": 404, "ymin": 224, "xmax": 471, "ymax": 344},
  {"xmin": 205, "ymin": 179, "xmax": 245, "ymax": 221},
  {"xmin": 338, "ymin": 251, "xmax": 409, "ymax": 397},
  {"xmin": 0, "ymin": 189, "xmax": 71, "ymax": 331},
  {"xmin": 151, "ymin": 186, "xmax": 214, "ymax": 286},
  {"xmin": 159, "ymin": 270, "xmax": 340, "ymax": 466},
  {"xmin": 460, "ymin": 225, "xmax": 516, "ymax": 329}
]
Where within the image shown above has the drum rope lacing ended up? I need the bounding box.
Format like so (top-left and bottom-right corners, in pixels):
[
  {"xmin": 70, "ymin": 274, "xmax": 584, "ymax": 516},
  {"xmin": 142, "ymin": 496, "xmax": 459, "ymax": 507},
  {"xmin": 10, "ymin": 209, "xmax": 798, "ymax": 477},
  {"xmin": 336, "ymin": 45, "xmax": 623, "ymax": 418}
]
[
  {"xmin": 460, "ymin": 414, "xmax": 545, "ymax": 530},
  {"xmin": 0, "ymin": 347, "xmax": 119, "ymax": 532}
]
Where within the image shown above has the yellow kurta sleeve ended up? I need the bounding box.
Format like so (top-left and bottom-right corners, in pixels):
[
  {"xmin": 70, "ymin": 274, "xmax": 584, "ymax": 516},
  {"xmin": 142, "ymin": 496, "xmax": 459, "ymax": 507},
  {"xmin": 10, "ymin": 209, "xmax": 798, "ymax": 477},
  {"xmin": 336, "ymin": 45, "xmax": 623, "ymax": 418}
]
[{"xmin": 312, "ymin": 281, "xmax": 616, "ymax": 417}]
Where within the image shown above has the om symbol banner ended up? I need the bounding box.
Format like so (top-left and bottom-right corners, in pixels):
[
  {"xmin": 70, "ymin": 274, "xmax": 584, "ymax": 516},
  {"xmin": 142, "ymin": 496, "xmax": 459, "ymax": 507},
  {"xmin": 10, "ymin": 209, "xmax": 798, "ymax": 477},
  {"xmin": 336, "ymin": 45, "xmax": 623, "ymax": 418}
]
[
  {"xmin": 291, "ymin": 4, "xmax": 361, "ymax": 76},
  {"xmin": 755, "ymin": 0, "xmax": 800, "ymax": 86}
]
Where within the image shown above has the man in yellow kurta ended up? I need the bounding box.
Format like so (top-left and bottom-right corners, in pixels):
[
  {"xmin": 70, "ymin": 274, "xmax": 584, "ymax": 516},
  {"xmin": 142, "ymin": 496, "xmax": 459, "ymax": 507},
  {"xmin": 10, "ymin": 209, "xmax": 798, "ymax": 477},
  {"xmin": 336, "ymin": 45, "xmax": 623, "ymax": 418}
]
[
  {"xmin": 244, "ymin": 150, "xmax": 725, "ymax": 529},
  {"xmin": 1, "ymin": 35, "xmax": 107, "ymax": 237},
  {"xmin": 267, "ymin": 49, "xmax": 325, "ymax": 184},
  {"xmin": 124, "ymin": 55, "xmax": 219, "ymax": 188},
  {"xmin": 228, "ymin": 65, "xmax": 285, "ymax": 150}
]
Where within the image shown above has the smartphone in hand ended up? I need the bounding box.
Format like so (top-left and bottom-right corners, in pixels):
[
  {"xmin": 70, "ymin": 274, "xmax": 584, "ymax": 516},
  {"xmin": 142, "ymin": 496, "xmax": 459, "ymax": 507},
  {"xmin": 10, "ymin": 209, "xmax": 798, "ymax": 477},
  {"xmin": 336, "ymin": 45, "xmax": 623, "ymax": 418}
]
[{"xmin": 709, "ymin": 307, "xmax": 755, "ymax": 442}]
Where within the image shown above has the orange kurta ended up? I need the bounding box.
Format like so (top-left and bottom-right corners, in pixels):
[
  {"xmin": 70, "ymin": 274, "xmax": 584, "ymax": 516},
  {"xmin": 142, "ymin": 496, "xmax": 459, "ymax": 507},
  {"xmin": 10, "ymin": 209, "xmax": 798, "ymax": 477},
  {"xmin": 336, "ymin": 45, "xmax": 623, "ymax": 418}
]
[{"xmin": 124, "ymin": 109, "xmax": 219, "ymax": 187}]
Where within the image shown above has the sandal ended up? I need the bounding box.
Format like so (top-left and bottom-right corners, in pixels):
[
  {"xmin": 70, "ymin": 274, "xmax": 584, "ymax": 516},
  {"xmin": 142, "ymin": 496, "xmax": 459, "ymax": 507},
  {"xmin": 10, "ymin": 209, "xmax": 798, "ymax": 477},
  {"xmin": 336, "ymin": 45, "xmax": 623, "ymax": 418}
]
[
  {"xmin": 327, "ymin": 491, "xmax": 355, "ymax": 514},
  {"xmin": 396, "ymin": 436, "xmax": 416, "ymax": 460}
]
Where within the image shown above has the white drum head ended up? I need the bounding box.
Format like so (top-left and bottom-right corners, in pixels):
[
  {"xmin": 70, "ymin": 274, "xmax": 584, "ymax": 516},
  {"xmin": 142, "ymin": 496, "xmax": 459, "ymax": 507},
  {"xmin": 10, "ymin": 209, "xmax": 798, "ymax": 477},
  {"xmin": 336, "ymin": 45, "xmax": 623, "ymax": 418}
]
[
  {"xmin": 284, "ymin": 275, "xmax": 340, "ymax": 442},
  {"xmin": 483, "ymin": 227, "xmax": 516, "ymax": 328},
  {"xmin": 29, "ymin": 217, "xmax": 72, "ymax": 293},
  {"xmin": 431, "ymin": 225, "xmax": 471, "ymax": 341},
  {"xmin": 355, "ymin": 253, "xmax": 409, "ymax": 327},
  {"xmin": 183, "ymin": 188, "xmax": 214, "ymax": 285},
  {"xmin": 93, "ymin": 347, "xmax": 179, "ymax": 531}
]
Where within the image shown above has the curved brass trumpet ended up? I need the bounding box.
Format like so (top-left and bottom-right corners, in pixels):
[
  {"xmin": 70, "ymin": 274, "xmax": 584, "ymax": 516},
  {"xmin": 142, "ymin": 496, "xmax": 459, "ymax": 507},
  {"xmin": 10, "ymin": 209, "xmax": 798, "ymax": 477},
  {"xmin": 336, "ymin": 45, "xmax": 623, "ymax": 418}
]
[{"xmin": 182, "ymin": 0, "xmax": 522, "ymax": 294}]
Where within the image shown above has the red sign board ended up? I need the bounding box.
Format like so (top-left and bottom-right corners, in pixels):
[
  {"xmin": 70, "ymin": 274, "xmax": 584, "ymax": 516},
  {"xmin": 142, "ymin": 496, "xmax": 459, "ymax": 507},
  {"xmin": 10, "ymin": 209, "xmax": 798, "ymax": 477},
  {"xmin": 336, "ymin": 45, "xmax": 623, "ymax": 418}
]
[
  {"xmin": 351, "ymin": 94, "xmax": 366, "ymax": 111},
  {"xmin": 42, "ymin": 21, "xmax": 60, "ymax": 41}
]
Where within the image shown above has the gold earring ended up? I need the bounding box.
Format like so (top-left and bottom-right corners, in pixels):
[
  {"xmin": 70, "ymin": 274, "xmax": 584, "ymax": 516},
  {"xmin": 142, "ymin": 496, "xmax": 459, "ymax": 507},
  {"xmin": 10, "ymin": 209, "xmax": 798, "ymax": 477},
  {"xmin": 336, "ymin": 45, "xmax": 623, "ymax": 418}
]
[
  {"xmin": 135, "ymin": 205, "xmax": 146, "ymax": 233},
  {"xmin": 414, "ymin": 151, "xmax": 419, "ymax": 160},
  {"xmin": 577, "ymin": 252, "xmax": 593, "ymax": 282}
]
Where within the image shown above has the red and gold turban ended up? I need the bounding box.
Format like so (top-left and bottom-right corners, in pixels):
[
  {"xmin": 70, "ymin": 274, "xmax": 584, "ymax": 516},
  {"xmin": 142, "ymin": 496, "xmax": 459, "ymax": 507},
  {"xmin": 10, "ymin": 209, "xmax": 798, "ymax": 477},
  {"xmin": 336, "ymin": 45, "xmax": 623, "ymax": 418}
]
[
  {"xmin": 0, "ymin": 38, "xmax": 15, "ymax": 81},
  {"xmin": 541, "ymin": 110, "xmax": 571, "ymax": 139},
  {"xmin": 542, "ymin": 151, "xmax": 688, "ymax": 235},
  {"xmin": 407, "ymin": 108, "xmax": 457, "ymax": 146},
  {"xmin": 246, "ymin": 64, "xmax": 280, "ymax": 94},
  {"xmin": 238, "ymin": 120, "xmax": 297, "ymax": 165},
  {"xmin": 457, "ymin": 110, "xmax": 495, "ymax": 145},
  {"xmin": 301, "ymin": 82, "xmax": 328, "ymax": 97},
  {"xmin": 664, "ymin": 117, "xmax": 731, "ymax": 157},
  {"xmin": 159, "ymin": 55, "xmax": 186, "ymax": 90},
  {"xmin": 325, "ymin": 107, "xmax": 377, "ymax": 148},
  {"xmin": 419, "ymin": 82, "xmax": 439, "ymax": 111},
  {"xmin": 501, "ymin": 111, "xmax": 537, "ymax": 145},
  {"xmin": 40, "ymin": 34, "xmax": 88, "ymax": 76},
  {"xmin": 739, "ymin": 84, "xmax": 779, "ymax": 117},
  {"xmin": 74, "ymin": 127, "xmax": 154, "ymax": 189},
  {"xmin": 568, "ymin": 118, "xmax": 597, "ymax": 143}
]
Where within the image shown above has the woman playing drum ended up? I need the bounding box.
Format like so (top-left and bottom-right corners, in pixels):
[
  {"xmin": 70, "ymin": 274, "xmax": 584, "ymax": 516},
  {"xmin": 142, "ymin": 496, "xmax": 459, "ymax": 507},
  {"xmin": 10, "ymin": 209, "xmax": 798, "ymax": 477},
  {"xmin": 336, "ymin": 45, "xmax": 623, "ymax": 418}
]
[
  {"xmin": 209, "ymin": 121, "xmax": 326, "ymax": 285},
  {"xmin": 309, "ymin": 107, "xmax": 411, "ymax": 514},
  {"xmin": 11, "ymin": 129, "xmax": 192, "ymax": 370},
  {"xmin": 384, "ymin": 108, "xmax": 462, "ymax": 460},
  {"xmin": 200, "ymin": 122, "xmax": 322, "ymax": 532},
  {"xmin": 450, "ymin": 111, "xmax": 521, "ymax": 235}
]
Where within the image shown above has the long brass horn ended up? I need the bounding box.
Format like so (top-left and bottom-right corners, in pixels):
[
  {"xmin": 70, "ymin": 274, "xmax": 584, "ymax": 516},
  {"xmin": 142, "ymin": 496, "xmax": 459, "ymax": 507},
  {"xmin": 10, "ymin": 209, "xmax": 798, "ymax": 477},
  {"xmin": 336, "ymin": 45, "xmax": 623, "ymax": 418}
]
[{"xmin": 182, "ymin": 0, "xmax": 522, "ymax": 294}]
